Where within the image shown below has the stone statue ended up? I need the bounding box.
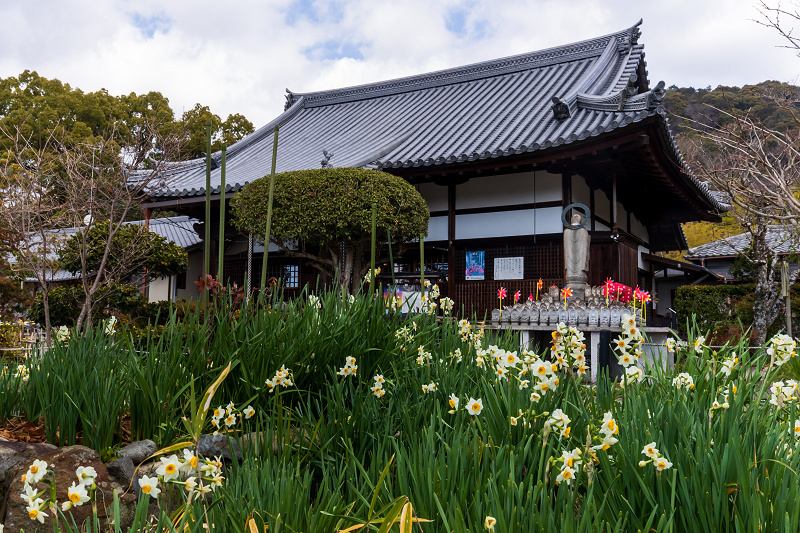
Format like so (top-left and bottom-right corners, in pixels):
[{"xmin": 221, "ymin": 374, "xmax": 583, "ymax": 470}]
[{"xmin": 564, "ymin": 212, "xmax": 590, "ymax": 301}]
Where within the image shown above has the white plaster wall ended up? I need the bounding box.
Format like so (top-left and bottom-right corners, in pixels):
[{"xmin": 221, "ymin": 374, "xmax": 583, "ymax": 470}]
[
  {"xmin": 456, "ymin": 207, "xmax": 562, "ymax": 239},
  {"xmin": 418, "ymin": 183, "xmax": 448, "ymax": 212},
  {"xmin": 148, "ymin": 277, "xmax": 171, "ymax": 303},
  {"xmin": 455, "ymin": 170, "xmax": 561, "ymax": 210},
  {"xmin": 572, "ymin": 174, "xmax": 591, "ymax": 207},
  {"xmin": 427, "ymin": 216, "xmax": 448, "ymax": 241},
  {"xmin": 631, "ymin": 214, "xmax": 649, "ymax": 242},
  {"xmin": 595, "ymin": 189, "xmax": 610, "ymax": 221},
  {"xmin": 637, "ymin": 245, "xmax": 650, "ymax": 270},
  {"xmin": 175, "ymin": 249, "xmax": 204, "ymax": 301}
]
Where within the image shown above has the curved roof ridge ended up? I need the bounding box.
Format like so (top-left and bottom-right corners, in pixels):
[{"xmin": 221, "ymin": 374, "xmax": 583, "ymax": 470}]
[{"xmin": 292, "ymin": 21, "xmax": 643, "ymax": 108}]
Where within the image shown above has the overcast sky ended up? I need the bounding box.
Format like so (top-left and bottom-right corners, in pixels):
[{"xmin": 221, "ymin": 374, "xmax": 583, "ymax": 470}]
[{"xmin": 1, "ymin": 0, "xmax": 798, "ymax": 127}]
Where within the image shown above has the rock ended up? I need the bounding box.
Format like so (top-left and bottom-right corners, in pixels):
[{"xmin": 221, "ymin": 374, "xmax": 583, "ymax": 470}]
[
  {"xmin": 0, "ymin": 441, "xmax": 56, "ymax": 515},
  {"xmin": 117, "ymin": 440, "xmax": 157, "ymax": 465},
  {"xmin": 106, "ymin": 456, "xmax": 138, "ymax": 493},
  {"xmin": 1, "ymin": 445, "xmax": 136, "ymax": 533},
  {"xmin": 197, "ymin": 433, "xmax": 241, "ymax": 462}
]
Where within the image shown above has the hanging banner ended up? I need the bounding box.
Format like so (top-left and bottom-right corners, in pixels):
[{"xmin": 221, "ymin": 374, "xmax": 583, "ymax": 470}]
[{"xmin": 465, "ymin": 251, "xmax": 485, "ymax": 280}]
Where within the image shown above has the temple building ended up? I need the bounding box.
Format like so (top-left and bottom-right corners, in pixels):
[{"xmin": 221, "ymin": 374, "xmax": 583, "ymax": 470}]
[{"xmin": 139, "ymin": 21, "xmax": 727, "ymax": 321}]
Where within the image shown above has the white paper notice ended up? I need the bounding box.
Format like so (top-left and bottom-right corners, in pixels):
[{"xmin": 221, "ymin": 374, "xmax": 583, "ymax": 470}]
[{"xmin": 494, "ymin": 257, "xmax": 524, "ymax": 280}]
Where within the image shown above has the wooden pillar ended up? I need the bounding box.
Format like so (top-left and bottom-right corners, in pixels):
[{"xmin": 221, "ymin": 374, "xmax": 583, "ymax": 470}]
[
  {"xmin": 611, "ymin": 172, "xmax": 618, "ymax": 236},
  {"xmin": 142, "ymin": 208, "xmax": 151, "ymax": 296},
  {"xmin": 589, "ymin": 187, "xmax": 596, "ymax": 231},
  {"xmin": 562, "ymin": 170, "xmax": 572, "ymax": 210},
  {"xmin": 448, "ymin": 183, "xmax": 456, "ymax": 292}
]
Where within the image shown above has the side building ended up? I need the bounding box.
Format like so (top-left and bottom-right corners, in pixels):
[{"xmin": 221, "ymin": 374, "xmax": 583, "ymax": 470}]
[{"xmin": 138, "ymin": 21, "xmax": 727, "ymax": 320}]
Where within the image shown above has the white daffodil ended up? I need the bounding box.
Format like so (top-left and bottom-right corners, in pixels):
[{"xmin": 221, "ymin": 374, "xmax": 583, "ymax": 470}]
[
  {"xmin": 561, "ymin": 448, "xmax": 583, "ymax": 469},
  {"xmin": 448, "ymin": 394, "xmax": 459, "ymax": 413},
  {"xmin": 225, "ymin": 413, "xmax": 237, "ymax": 427},
  {"xmin": 654, "ymin": 457, "xmax": 673, "ymax": 471},
  {"xmin": 156, "ymin": 454, "xmax": 181, "ymax": 481},
  {"xmin": 600, "ymin": 412, "xmax": 619, "ymax": 436},
  {"xmin": 642, "ymin": 442, "xmax": 659, "ymax": 460},
  {"xmin": 244, "ymin": 405, "xmax": 256, "ymax": 419},
  {"xmin": 484, "ymin": 515, "xmax": 497, "ymax": 531},
  {"xmin": 20, "ymin": 483, "xmax": 39, "ymax": 506},
  {"xmin": 27, "ymin": 459, "xmax": 48, "ymax": 484},
  {"xmin": 26, "ymin": 501, "xmax": 47, "ymax": 523},
  {"xmin": 556, "ymin": 465, "xmax": 576, "ymax": 485},
  {"xmin": 181, "ymin": 449, "xmax": 199, "ymax": 472},
  {"xmin": 62, "ymin": 482, "xmax": 90, "ymax": 510},
  {"xmin": 467, "ymin": 397, "xmax": 483, "ymax": 415},
  {"xmin": 139, "ymin": 475, "xmax": 161, "ymax": 498},
  {"xmin": 592, "ymin": 434, "xmax": 619, "ymax": 451},
  {"xmin": 75, "ymin": 465, "xmax": 97, "ymax": 486}
]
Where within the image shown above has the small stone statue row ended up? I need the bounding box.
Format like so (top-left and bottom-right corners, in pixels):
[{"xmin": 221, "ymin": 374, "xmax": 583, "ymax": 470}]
[{"xmin": 491, "ymin": 300, "xmax": 640, "ymax": 329}]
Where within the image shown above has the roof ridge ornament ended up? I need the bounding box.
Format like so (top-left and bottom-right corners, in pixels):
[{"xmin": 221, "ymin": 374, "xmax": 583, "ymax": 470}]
[
  {"xmin": 552, "ymin": 96, "xmax": 570, "ymax": 120},
  {"xmin": 617, "ymin": 73, "xmax": 639, "ymax": 111},
  {"xmin": 321, "ymin": 149, "xmax": 334, "ymax": 168},
  {"xmin": 646, "ymin": 81, "xmax": 666, "ymax": 110},
  {"xmin": 284, "ymin": 89, "xmax": 296, "ymax": 111},
  {"xmin": 628, "ymin": 20, "xmax": 642, "ymax": 49}
]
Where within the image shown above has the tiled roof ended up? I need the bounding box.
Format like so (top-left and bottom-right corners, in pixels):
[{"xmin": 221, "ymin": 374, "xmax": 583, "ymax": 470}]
[
  {"xmin": 11, "ymin": 216, "xmax": 200, "ymax": 282},
  {"xmin": 138, "ymin": 21, "xmax": 724, "ymax": 213},
  {"xmin": 686, "ymin": 227, "xmax": 799, "ymax": 259}
]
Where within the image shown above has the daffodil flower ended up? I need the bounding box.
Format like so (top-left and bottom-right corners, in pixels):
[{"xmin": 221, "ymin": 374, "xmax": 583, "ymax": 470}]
[{"xmin": 139, "ymin": 475, "xmax": 160, "ymax": 498}]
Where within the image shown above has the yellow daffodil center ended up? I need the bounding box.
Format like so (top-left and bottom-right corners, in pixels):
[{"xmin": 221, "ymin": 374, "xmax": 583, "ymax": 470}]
[
  {"xmin": 29, "ymin": 509, "xmax": 38, "ymax": 519},
  {"xmin": 564, "ymin": 427, "xmax": 571, "ymax": 437},
  {"xmin": 166, "ymin": 464, "xmax": 176, "ymax": 474},
  {"xmin": 30, "ymin": 465, "xmax": 38, "ymax": 474},
  {"xmin": 563, "ymin": 470, "xmax": 572, "ymax": 479},
  {"xmin": 648, "ymin": 447, "xmax": 655, "ymax": 455},
  {"xmin": 538, "ymin": 367, "xmax": 546, "ymax": 374},
  {"xmin": 607, "ymin": 421, "xmax": 615, "ymax": 431},
  {"xmin": 449, "ymin": 399, "xmax": 456, "ymax": 408},
  {"xmin": 566, "ymin": 458, "xmax": 574, "ymax": 467},
  {"xmin": 70, "ymin": 492, "xmax": 80, "ymax": 503},
  {"xmin": 190, "ymin": 456, "xmax": 198, "ymax": 468},
  {"xmin": 21, "ymin": 474, "xmax": 26, "ymax": 483},
  {"xmin": 213, "ymin": 409, "xmax": 220, "ymax": 417},
  {"xmin": 542, "ymin": 384, "xmax": 549, "ymax": 391},
  {"xmin": 471, "ymin": 403, "xmax": 480, "ymax": 411},
  {"xmin": 142, "ymin": 484, "xmax": 152, "ymax": 494}
]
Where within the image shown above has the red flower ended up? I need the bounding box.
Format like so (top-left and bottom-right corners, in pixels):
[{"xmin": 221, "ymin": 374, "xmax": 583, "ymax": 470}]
[{"xmin": 498, "ymin": 287, "xmax": 507, "ymax": 299}]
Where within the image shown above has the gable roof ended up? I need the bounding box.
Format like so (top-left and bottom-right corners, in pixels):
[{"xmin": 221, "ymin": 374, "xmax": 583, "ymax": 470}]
[
  {"xmin": 11, "ymin": 216, "xmax": 200, "ymax": 283},
  {"xmin": 686, "ymin": 226, "xmax": 799, "ymax": 260},
  {"xmin": 139, "ymin": 20, "xmax": 723, "ymax": 216}
]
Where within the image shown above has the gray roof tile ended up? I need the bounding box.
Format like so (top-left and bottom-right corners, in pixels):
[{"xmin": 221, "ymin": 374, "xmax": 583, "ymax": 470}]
[
  {"xmin": 686, "ymin": 226, "xmax": 799, "ymax": 259},
  {"xmin": 139, "ymin": 21, "xmax": 724, "ymax": 213}
]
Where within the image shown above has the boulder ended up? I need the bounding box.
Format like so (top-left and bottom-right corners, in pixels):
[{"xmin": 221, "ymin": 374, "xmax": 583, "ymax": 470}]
[
  {"xmin": 1, "ymin": 446, "xmax": 136, "ymax": 533},
  {"xmin": 197, "ymin": 434, "xmax": 241, "ymax": 462},
  {"xmin": 117, "ymin": 440, "xmax": 157, "ymax": 465},
  {"xmin": 106, "ymin": 456, "xmax": 138, "ymax": 493},
  {"xmin": 0, "ymin": 441, "xmax": 56, "ymax": 514}
]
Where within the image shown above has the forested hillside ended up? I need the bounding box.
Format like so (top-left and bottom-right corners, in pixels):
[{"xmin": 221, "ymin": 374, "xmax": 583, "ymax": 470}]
[{"xmin": 661, "ymin": 81, "xmax": 799, "ymax": 255}]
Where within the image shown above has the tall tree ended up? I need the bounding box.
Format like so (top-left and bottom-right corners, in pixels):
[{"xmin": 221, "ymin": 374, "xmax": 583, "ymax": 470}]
[{"xmin": 231, "ymin": 168, "xmax": 429, "ymax": 294}]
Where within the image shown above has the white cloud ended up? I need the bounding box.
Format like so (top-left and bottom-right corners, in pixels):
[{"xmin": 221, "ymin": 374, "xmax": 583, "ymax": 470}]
[{"xmin": 1, "ymin": 0, "xmax": 798, "ymax": 128}]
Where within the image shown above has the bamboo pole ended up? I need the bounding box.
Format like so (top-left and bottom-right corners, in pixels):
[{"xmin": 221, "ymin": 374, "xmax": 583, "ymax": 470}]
[
  {"xmin": 420, "ymin": 233, "xmax": 425, "ymax": 287},
  {"xmin": 260, "ymin": 125, "xmax": 280, "ymax": 293},
  {"xmin": 370, "ymin": 203, "xmax": 377, "ymax": 288},
  {"xmin": 218, "ymin": 146, "xmax": 226, "ymax": 285},
  {"xmin": 387, "ymin": 229, "xmax": 395, "ymax": 288},
  {"xmin": 204, "ymin": 120, "xmax": 212, "ymax": 308}
]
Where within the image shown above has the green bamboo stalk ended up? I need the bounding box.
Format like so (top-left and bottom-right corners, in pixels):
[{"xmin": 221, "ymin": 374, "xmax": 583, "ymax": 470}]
[
  {"xmin": 419, "ymin": 233, "xmax": 425, "ymax": 288},
  {"xmin": 204, "ymin": 120, "xmax": 212, "ymax": 308},
  {"xmin": 387, "ymin": 229, "xmax": 395, "ymax": 288},
  {"xmin": 218, "ymin": 146, "xmax": 226, "ymax": 285},
  {"xmin": 260, "ymin": 125, "xmax": 280, "ymax": 293},
  {"xmin": 370, "ymin": 203, "xmax": 377, "ymax": 288}
]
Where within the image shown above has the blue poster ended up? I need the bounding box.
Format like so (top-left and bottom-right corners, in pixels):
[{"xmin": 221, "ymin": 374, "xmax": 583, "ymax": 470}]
[{"xmin": 465, "ymin": 251, "xmax": 485, "ymax": 280}]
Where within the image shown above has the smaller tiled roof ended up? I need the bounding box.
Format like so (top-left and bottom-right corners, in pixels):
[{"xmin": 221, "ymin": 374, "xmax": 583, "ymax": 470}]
[
  {"xmin": 686, "ymin": 226, "xmax": 799, "ymax": 259},
  {"xmin": 11, "ymin": 216, "xmax": 200, "ymax": 282}
]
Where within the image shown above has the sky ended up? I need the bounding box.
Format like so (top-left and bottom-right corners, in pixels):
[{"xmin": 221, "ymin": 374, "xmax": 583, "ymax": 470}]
[{"xmin": 1, "ymin": 0, "xmax": 799, "ymax": 127}]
